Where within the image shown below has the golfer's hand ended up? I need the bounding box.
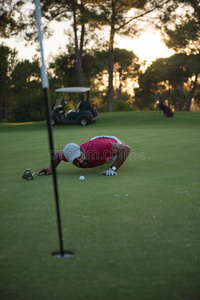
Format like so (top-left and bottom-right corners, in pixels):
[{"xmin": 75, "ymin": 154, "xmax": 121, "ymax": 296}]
[
  {"xmin": 37, "ymin": 168, "xmax": 52, "ymax": 175},
  {"xmin": 100, "ymin": 168, "xmax": 118, "ymax": 176}
]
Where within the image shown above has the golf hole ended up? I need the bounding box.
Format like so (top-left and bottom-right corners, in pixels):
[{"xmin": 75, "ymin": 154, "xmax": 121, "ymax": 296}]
[{"xmin": 51, "ymin": 250, "xmax": 75, "ymax": 258}]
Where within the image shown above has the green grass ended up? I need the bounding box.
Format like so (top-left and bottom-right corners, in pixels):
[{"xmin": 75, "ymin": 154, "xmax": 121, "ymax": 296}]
[{"xmin": 0, "ymin": 111, "xmax": 200, "ymax": 300}]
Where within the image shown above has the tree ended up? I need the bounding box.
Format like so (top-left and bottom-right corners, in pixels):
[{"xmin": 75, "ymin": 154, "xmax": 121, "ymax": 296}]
[
  {"xmin": 0, "ymin": 43, "xmax": 17, "ymax": 121},
  {"xmin": 49, "ymin": 49, "xmax": 80, "ymax": 89},
  {"xmin": 159, "ymin": 0, "xmax": 199, "ymax": 53},
  {"xmin": 83, "ymin": 0, "xmax": 175, "ymax": 111},
  {"xmin": 90, "ymin": 0, "xmax": 146, "ymax": 111},
  {"xmin": 1, "ymin": 0, "xmax": 174, "ymax": 112},
  {"xmin": 114, "ymin": 48, "xmax": 140, "ymax": 100},
  {"xmin": 11, "ymin": 59, "xmax": 41, "ymax": 94},
  {"xmin": 158, "ymin": 0, "xmax": 200, "ymax": 110},
  {"xmin": 1, "ymin": 0, "xmax": 90, "ymax": 86},
  {"xmin": 185, "ymin": 54, "xmax": 200, "ymax": 110},
  {"xmin": 11, "ymin": 59, "xmax": 42, "ymax": 122},
  {"xmin": 134, "ymin": 54, "xmax": 195, "ymax": 111},
  {"xmin": 72, "ymin": 0, "xmax": 84, "ymax": 86},
  {"xmin": 169, "ymin": 55, "xmax": 192, "ymax": 110},
  {"xmin": 32, "ymin": 0, "xmax": 108, "ymax": 86},
  {"xmin": 49, "ymin": 47, "xmax": 108, "ymax": 88},
  {"xmin": 0, "ymin": 0, "xmax": 26, "ymax": 38}
]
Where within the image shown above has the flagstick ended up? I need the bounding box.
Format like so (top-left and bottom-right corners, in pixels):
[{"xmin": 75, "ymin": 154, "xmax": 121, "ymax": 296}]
[
  {"xmin": 43, "ymin": 89, "xmax": 64, "ymax": 257},
  {"xmin": 34, "ymin": 0, "xmax": 65, "ymax": 257}
]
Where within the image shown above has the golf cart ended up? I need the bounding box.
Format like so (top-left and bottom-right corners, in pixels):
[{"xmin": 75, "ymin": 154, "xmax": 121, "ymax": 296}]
[{"xmin": 51, "ymin": 87, "xmax": 99, "ymax": 126}]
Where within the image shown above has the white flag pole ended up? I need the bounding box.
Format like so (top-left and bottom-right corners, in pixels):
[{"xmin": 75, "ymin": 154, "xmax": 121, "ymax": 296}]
[
  {"xmin": 34, "ymin": 0, "xmax": 73, "ymax": 258},
  {"xmin": 34, "ymin": 0, "xmax": 49, "ymax": 89}
]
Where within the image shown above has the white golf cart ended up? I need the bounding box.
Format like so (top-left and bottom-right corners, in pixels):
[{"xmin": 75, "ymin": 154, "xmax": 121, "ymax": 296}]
[{"xmin": 51, "ymin": 87, "xmax": 99, "ymax": 126}]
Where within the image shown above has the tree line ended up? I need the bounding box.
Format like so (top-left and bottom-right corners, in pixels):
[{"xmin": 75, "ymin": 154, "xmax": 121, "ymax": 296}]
[{"xmin": 0, "ymin": 0, "xmax": 199, "ymax": 122}]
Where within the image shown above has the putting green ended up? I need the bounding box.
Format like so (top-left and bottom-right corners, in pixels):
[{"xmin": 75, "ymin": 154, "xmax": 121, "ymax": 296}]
[{"xmin": 0, "ymin": 111, "xmax": 200, "ymax": 300}]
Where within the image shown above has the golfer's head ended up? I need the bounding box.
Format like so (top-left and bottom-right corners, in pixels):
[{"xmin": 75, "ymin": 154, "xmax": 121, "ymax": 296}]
[{"xmin": 63, "ymin": 143, "xmax": 89, "ymax": 168}]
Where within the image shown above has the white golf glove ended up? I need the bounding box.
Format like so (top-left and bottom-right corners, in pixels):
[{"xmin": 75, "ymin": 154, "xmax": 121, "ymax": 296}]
[{"xmin": 100, "ymin": 168, "xmax": 118, "ymax": 176}]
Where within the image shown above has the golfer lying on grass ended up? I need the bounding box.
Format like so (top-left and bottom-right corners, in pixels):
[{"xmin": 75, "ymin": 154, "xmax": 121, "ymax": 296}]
[{"xmin": 37, "ymin": 136, "xmax": 131, "ymax": 176}]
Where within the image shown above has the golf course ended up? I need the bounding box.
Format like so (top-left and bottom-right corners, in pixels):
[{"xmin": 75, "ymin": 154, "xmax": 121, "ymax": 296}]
[{"xmin": 0, "ymin": 111, "xmax": 200, "ymax": 300}]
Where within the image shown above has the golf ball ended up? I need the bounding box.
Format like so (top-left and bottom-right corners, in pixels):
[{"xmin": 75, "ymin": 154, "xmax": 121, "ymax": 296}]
[{"xmin": 79, "ymin": 176, "xmax": 85, "ymax": 181}]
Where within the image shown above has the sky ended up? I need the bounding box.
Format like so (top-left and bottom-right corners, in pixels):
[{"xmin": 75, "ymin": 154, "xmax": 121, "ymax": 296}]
[
  {"xmin": 116, "ymin": 31, "xmax": 174, "ymax": 65},
  {"xmin": 1, "ymin": 22, "xmax": 174, "ymax": 68}
]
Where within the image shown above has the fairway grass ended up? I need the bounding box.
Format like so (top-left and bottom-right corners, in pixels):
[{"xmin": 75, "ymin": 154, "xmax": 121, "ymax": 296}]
[{"xmin": 0, "ymin": 111, "xmax": 200, "ymax": 300}]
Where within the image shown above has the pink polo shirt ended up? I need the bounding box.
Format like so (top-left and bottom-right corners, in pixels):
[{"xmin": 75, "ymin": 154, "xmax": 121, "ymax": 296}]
[{"xmin": 62, "ymin": 138, "xmax": 117, "ymax": 168}]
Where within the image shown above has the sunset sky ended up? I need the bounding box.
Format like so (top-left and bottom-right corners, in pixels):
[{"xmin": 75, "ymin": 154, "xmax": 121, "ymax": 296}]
[{"xmin": 1, "ymin": 23, "xmax": 174, "ymax": 67}]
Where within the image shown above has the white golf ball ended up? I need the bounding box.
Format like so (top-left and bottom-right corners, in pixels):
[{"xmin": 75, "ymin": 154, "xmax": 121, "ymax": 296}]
[{"xmin": 79, "ymin": 176, "xmax": 85, "ymax": 181}]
